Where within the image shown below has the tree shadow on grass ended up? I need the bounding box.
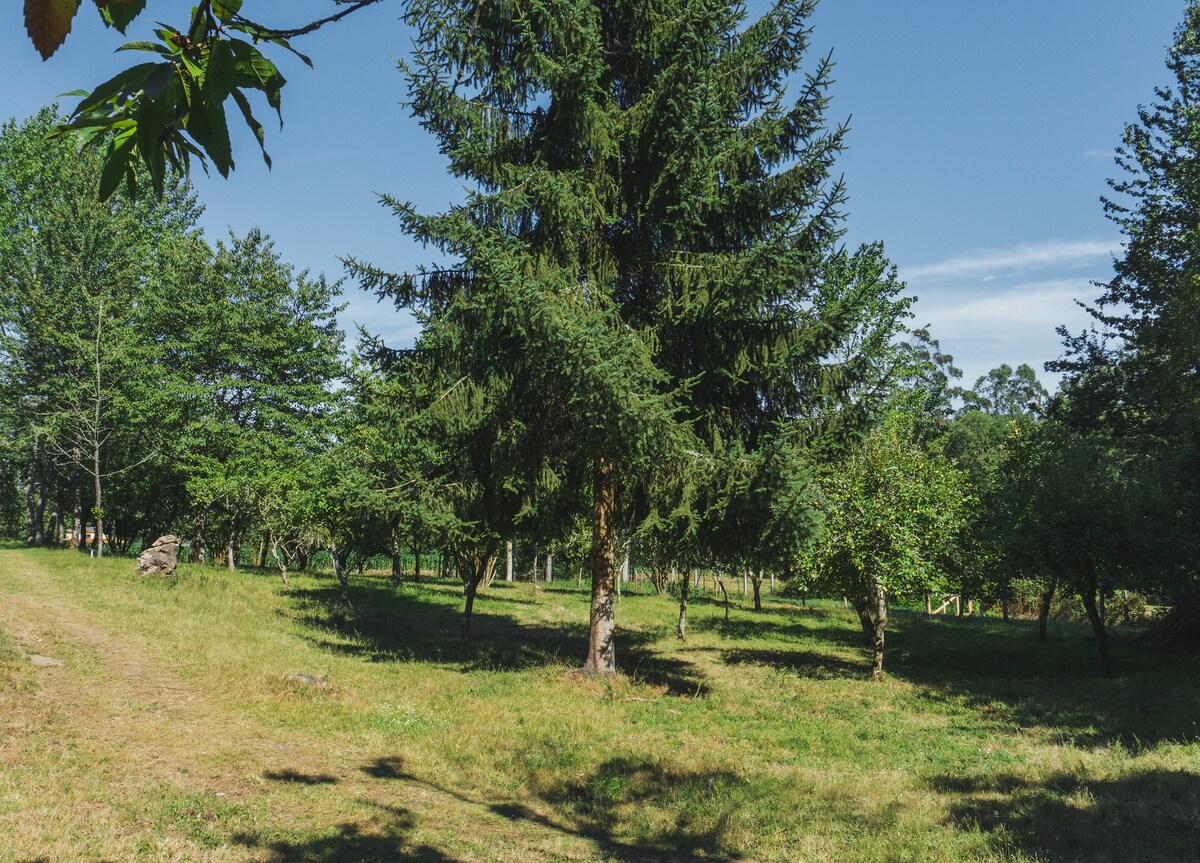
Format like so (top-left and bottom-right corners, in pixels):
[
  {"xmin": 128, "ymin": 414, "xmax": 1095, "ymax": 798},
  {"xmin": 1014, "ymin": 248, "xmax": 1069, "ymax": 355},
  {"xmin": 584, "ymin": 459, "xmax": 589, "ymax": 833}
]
[
  {"xmin": 231, "ymin": 802, "xmax": 462, "ymax": 863},
  {"xmin": 717, "ymin": 646, "xmax": 865, "ymax": 679},
  {"xmin": 360, "ymin": 756, "xmax": 746, "ymax": 862},
  {"xmin": 928, "ymin": 767, "xmax": 1200, "ymax": 863},
  {"xmin": 288, "ymin": 581, "xmax": 711, "ymax": 697},
  {"xmin": 688, "ymin": 607, "xmax": 866, "ymax": 650},
  {"xmin": 261, "ymin": 768, "xmax": 337, "ymax": 785},
  {"xmin": 883, "ymin": 611, "xmax": 1200, "ymax": 749}
]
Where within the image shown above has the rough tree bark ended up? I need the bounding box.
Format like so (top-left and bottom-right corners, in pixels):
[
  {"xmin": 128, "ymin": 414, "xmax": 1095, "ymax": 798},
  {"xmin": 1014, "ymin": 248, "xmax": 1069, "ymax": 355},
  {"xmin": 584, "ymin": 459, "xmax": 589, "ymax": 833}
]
[
  {"xmin": 459, "ymin": 542, "xmax": 499, "ymax": 638},
  {"xmin": 870, "ymin": 578, "xmax": 887, "ymax": 680},
  {"xmin": 583, "ymin": 457, "xmax": 618, "ymax": 674}
]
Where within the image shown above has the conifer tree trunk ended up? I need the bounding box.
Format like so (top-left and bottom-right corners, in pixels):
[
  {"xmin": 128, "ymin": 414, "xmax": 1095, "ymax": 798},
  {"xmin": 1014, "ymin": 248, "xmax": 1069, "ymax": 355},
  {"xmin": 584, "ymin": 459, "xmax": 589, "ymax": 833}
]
[
  {"xmin": 584, "ymin": 457, "xmax": 618, "ymax": 674},
  {"xmin": 546, "ymin": 552, "xmax": 554, "ymax": 584},
  {"xmin": 506, "ymin": 540, "xmax": 514, "ymax": 582},
  {"xmin": 413, "ymin": 544, "xmax": 422, "ymax": 582}
]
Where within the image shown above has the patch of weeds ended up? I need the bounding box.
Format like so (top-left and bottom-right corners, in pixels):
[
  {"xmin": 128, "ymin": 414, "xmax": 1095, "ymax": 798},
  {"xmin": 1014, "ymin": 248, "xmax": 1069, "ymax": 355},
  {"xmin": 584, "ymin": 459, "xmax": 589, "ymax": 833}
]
[
  {"xmin": 160, "ymin": 791, "xmax": 252, "ymax": 848},
  {"xmin": 372, "ymin": 700, "xmax": 445, "ymax": 735}
]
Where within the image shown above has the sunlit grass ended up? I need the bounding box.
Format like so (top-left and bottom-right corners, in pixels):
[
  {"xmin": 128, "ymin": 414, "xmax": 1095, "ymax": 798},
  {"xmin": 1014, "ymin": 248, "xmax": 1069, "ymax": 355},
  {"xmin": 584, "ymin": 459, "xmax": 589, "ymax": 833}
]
[{"xmin": 0, "ymin": 547, "xmax": 1197, "ymax": 862}]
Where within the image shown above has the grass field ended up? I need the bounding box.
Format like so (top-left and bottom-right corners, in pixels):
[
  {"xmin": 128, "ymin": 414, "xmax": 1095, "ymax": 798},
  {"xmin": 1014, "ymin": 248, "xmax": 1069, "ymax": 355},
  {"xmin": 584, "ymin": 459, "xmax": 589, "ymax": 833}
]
[{"xmin": 0, "ymin": 548, "xmax": 1197, "ymax": 862}]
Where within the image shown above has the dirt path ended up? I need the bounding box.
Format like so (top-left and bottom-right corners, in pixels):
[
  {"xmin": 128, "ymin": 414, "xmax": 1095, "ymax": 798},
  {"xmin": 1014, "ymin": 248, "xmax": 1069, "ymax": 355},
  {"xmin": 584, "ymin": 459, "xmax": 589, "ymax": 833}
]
[{"xmin": 0, "ymin": 552, "xmax": 614, "ymax": 863}]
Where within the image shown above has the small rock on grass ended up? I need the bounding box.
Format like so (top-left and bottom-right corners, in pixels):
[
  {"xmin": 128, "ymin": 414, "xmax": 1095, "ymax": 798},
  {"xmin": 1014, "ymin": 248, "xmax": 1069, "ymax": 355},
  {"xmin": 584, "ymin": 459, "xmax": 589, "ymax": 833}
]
[
  {"xmin": 28, "ymin": 655, "xmax": 64, "ymax": 668},
  {"xmin": 283, "ymin": 673, "xmax": 326, "ymax": 687}
]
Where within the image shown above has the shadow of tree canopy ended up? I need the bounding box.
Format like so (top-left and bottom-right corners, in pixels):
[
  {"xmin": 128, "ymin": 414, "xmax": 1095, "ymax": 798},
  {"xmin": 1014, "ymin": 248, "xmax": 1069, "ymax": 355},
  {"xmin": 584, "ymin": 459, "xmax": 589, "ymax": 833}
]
[
  {"xmin": 881, "ymin": 611, "xmax": 1200, "ymax": 749},
  {"xmin": 717, "ymin": 646, "xmax": 865, "ymax": 679},
  {"xmin": 287, "ymin": 580, "xmax": 711, "ymax": 696},
  {"xmin": 261, "ymin": 768, "xmax": 338, "ymax": 785},
  {"xmin": 929, "ymin": 768, "xmax": 1200, "ymax": 863},
  {"xmin": 359, "ymin": 756, "xmax": 748, "ymax": 862},
  {"xmin": 231, "ymin": 802, "xmax": 462, "ymax": 863}
]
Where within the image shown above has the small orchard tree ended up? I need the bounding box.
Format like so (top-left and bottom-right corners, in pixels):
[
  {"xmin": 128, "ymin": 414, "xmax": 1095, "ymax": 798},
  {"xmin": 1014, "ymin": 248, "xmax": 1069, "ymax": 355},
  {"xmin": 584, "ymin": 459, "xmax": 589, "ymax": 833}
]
[
  {"xmin": 808, "ymin": 411, "xmax": 970, "ymax": 679},
  {"xmin": 985, "ymin": 419, "xmax": 1168, "ymax": 676}
]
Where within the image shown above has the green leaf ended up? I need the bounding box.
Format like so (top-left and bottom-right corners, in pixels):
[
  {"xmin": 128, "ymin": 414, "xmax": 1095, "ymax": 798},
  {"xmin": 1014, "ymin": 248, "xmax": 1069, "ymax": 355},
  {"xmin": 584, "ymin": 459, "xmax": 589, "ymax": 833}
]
[
  {"xmin": 97, "ymin": 0, "xmax": 147, "ymax": 34},
  {"xmin": 98, "ymin": 133, "xmax": 135, "ymax": 201},
  {"xmin": 204, "ymin": 97, "xmax": 233, "ymax": 178},
  {"xmin": 230, "ymin": 87, "xmax": 271, "ymax": 169},
  {"xmin": 70, "ymin": 62, "xmax": 159, "ymax": 117},
  {"xmin": 116, "ymin": 39, "xmax": 171, "ymax": 57},
  {"xmin": 212, "ymin": 0, "xmax": 242, "ymax": 24},
  {"xmin": 204, "ymin": 39, "xmax": 238, "ymax": 104}
]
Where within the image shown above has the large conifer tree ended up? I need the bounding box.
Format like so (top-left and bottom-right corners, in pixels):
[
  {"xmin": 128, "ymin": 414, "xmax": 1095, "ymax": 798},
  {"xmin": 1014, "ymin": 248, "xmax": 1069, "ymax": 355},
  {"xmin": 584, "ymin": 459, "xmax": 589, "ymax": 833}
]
[{"xmin": 357, "ymin": 0, "xmax": 907, "ymax": 673}]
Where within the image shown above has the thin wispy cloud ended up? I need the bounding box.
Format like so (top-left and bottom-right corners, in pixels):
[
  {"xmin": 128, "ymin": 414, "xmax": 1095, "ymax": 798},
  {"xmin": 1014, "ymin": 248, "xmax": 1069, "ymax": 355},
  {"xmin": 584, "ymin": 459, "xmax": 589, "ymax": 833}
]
[
  {"xmin": 918, "ymin": 279, "xmax": 1094, "ymax": 340},
  {"xmin": 1083, "ymin": 148, "xmax": 1118, "ymax": 160},
  {"xmin": 912, "ymin": 279, "xmax": 1102, "ymax": 387},
  {"xmin": 903, "ymin": 239, "xmax": 1119, "ymax": 282}
]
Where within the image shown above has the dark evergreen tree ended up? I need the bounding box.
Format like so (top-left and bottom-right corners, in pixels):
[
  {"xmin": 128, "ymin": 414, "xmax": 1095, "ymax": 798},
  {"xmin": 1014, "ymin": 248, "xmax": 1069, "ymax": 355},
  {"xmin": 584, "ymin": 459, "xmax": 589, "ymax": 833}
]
[{"xmin": 352, "ymin": 0, "xmax": 908, "ymax": 673}]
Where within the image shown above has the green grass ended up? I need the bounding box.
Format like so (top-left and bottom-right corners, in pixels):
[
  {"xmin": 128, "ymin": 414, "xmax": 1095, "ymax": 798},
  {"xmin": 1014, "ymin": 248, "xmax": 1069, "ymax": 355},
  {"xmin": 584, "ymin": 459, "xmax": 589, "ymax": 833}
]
[{"xmin": 0, "ymin": 547, "xmax": 1197, "ymax": 862}]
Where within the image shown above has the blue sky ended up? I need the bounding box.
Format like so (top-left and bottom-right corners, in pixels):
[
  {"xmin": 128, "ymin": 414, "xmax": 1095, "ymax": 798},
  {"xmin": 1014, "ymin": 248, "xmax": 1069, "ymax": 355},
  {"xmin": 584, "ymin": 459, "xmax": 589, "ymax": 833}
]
[{"xmin": 1, "ymin": 0, "xmax": 1187, "ymax": 389}]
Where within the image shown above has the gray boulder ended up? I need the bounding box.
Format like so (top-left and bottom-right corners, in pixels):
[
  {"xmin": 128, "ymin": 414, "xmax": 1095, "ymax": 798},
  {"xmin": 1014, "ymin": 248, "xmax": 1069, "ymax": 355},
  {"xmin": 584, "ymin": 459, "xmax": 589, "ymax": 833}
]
[{"xmin": 136, "ymin": 534, "xmax": 181, "ymax": 576}]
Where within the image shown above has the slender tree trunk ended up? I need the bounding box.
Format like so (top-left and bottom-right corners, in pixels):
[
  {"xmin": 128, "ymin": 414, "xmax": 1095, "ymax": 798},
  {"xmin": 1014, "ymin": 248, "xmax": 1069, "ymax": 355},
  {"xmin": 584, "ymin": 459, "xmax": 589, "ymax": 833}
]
[
  {"xmin": 413, "ymin": 544, "xmax": 422, "ymax": 583},
  {"xmin": 583, "ymin": 457, "xmax": 618, "ymax": 675},
  {"xmin": 25, "ymin": 438, "xmax": 40, "ymax": 547},
  {"xmin": 389, "ymin": 521, "xmax": 402, "ymax": 584},
  {"xmin": 271, "ymin": 537, "xmax": 289, "ymax": 587},
  {"xmin": 331, "ymin": 545, "xmax": 350, "ymax": 604},
  {"xmin": 1080, "ymin": 568, "xmax": 1113, "ymax": 677},
  {"xmin": 1038, "ymin": 579, "xmax": 1057, "ymax": 643},
  {"xmin": 190, "ymin": 510, "xmax": 205, "ymax": 563},
  {"xmin": 546, "ymin": 552, "xmax": 554, "ymax": 585},
  {"xmin": 751, "ymin": 570, "xmax": 763, "ymax": 612},
  {"xmin": 852, "ymin": 598, "xmax": 874, "ymax": 644},
  {"xmin": 92, "ymin": 438, "xmax": 104, "ymax": 558},
  {"xmin": 870, "ymin": 579, "xmax": 888, "ymax": 680},
  {"xmin": 256, "ymin": 535, "xmax": 267, "ymax": 569},
  {"xmin": 46, "ymin": 496, "xmax": 61, "ymax": 548},
  {"xmin": 460, "ymin": 543, "xmax": 498, "ymax": 638},
  {"xmin": 70, "ymin": 449, "xmax": 82, "ymax": 552},
  {"xmin": 1001, "ymin": 597, "xmax": 1009, "ymax": 621},
  {"xmin": 506, "ymin": 539, "xmax": 514, "ymax": 582},
  {"xmin": 677, "ymin": 570, "xmax": 690, "ymax": 641},
  {"xmin": 716, "ymin": 573, "xmax": 730, "ymax": 621}
]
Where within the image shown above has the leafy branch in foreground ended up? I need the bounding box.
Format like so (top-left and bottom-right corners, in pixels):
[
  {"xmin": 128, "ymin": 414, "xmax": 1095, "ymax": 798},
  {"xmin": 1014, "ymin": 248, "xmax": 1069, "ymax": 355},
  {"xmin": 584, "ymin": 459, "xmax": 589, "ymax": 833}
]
[{"xmin": 25, "ymin": 0, "xmax": 385, "ymax": 199}]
